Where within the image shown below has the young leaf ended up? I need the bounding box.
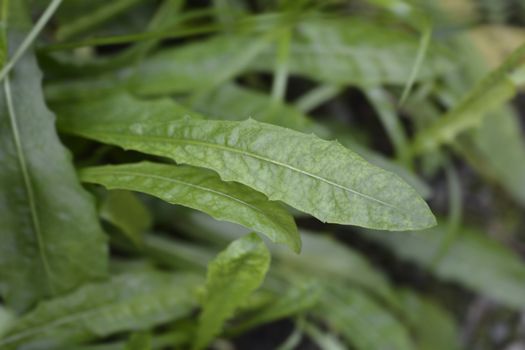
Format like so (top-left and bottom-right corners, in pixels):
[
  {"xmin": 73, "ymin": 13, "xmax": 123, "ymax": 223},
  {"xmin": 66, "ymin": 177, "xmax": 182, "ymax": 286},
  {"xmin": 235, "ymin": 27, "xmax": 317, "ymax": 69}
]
[
  {"xmin": 194, "ymin": 233, "xmax": 270, "ymax": 350},
  {"xmin": 0, "ymin": 0, "xmax": 107, "ymax": 311},
  {"xmin": 0, "ymin": 271, "xmax": 201, "ymax": 350},
  {"xmin": 365, "ymin": 225, "xmax": 525, "ymax": 309},
  {"xmin": 81, "ymin": 162, "xmax": 301, "ymax": 252},
  {"xmin": 55, "ymin": 94, "xmax": 436, "ymax": 231}
]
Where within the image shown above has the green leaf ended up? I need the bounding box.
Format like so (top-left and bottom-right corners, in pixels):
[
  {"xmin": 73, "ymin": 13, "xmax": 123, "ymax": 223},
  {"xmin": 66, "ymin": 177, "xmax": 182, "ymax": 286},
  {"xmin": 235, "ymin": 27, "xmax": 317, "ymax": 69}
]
[
  {"xmin": 251, "ymin": 18, "xmax": 451, "ymax": 86},
  {"xmin": 127, "ymin": 31, "xmax": 274, "ymax": 96},
  {"xmin": 0, "ymin": 271, "xmax": 201, "ymax": 350},
  {"xmin": 365, "ymin": 224, "xmax": 525, "ymax": 309},
  {"xmin": 315, "ymin": 285, "xmax": 416, "ymax": 350},
  {"xmin": 56, "ymin": 0, "xmax": 144, "ymax": 40},
  {"xmin": 0, "ymin": 306, "xmax": 14, "ymax": 339},
  {"xmin": 0, "ymin": 0, "xmax": 107, "ymax": 311},
  {"xmin": 275, "ymin": 231, "xmax": 398, "ymax": 307},
  {"xmin": 411, "ymin": 42, "xmax": 525, "ymax": 154},
  {"xmin": 81, "ymin": 162, "xmax": 300, "ymax": 252},
  {"xmin": 469, "ymin": 106, "xmax": 525, "ymax": 206},
  {"xmin": 231, "ymin": 280, "xmax": 321, "ymax": 334},
  {"xmin": 194, "ymin": 233, "xmax": 270, "ymax": 350},
  {"xmin": 124, "ymin": 332, "xmax": 152, "ymax": 350},
  {"xmin": 55, "ymin": 93, "xmax": 435, "ymax": 231},
  {"xmin": 99, "ymin": 190, "xmax": 152, "ymax": 245},
  {"xmin": 397, "ymin": 290, "xmax": 461, "ymax": 350},
  {"xmin": 189, "ymin": 83, "xmax": 328, "ymax": 136}
]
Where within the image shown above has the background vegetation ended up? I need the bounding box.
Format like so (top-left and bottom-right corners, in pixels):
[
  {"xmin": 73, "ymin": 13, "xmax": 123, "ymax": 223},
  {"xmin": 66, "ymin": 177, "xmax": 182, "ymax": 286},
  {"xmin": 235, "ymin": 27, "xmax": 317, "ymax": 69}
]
[{"xmin": 1, "ymin": 0, "xmax": 525, "ymax": 349}]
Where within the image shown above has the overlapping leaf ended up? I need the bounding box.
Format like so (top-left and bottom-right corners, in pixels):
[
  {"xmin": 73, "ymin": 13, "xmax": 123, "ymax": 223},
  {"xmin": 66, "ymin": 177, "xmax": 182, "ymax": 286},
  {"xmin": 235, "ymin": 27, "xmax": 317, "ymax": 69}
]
[
  {"xmin": 81, "ymin": 162, "xmax": 300, "ymax": 252},
  {"xmin": 55, "ymin": 92, "xmax": 435, "ymax": 231}
]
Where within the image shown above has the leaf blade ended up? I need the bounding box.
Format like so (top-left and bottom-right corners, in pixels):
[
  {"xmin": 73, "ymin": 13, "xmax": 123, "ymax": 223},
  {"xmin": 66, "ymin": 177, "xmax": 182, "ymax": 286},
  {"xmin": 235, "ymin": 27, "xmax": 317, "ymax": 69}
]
[
  {"xmin": 55, "ymin": 93, "xmax": 436, "ymax": 231},
  {"xmin": 194, "ymin": 233, "xmax": 270, "ymax": 350},
  {"xmin": 0, "ymin": 271, "xmax": 201, "ymax": 350},
  {"xmin": 0, "ymin": 0, "xmax": 108, "ymax": 311},
  {"xmin": 81, "ymin": 162, "xmax": 300, "ymax": 252}
]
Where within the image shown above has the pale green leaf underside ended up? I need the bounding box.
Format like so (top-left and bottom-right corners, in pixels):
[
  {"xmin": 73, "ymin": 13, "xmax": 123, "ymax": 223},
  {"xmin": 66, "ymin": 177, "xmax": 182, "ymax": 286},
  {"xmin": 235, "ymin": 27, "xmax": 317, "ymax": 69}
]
[
  {"xmin": 194, "ymin": 233, "xmax": 270, "ymax": 350},
  {"xmin": 80, "ymin": 162, "xmax": 300, "ymax": 252},
  {"xmin": 55, "ymin": 93, "xmax": 435, "ymax": 231},
  {"xmin": 0, "ymin": 271, "xmax": 201, "ymax": 350}
]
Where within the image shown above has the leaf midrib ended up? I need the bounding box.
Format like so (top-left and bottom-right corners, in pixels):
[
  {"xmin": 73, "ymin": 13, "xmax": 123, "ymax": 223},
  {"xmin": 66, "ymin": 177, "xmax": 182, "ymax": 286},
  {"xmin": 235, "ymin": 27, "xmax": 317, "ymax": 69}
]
[
  {"xmin": 84, "ymin": 168, "xmax": 281, "ymax": 222},
  {"xmin": 4, "ymin": 78, "xmax": 55, "ymax": 292}
]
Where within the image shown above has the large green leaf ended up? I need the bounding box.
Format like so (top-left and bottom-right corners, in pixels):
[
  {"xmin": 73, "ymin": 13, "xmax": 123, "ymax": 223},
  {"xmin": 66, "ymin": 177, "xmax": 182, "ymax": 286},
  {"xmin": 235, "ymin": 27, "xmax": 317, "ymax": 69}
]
[
  {"xmin": 315, "ymin": 285, "xmax": 416, "ymax": 350},
  {"xmin": 81, "ymin": 162, "xmax": 300, "ymax": 252},
  {"xmin": 55, "ymin": 93, "xmax": 435, "ymax": 230},
  {"xmin": 0, "ymin": 0, "xmax": 107, "ymax": 311},
  {"xmin": 0, "ymin": 271, "xmax": 201, "ymax": 350},
  {"xmin": 365, "ymin": 225, "xmax": 525, "ymax": 309},
  {"xmin": 194, "ymin": 233, "xmax": 270, "ymax": 350}
]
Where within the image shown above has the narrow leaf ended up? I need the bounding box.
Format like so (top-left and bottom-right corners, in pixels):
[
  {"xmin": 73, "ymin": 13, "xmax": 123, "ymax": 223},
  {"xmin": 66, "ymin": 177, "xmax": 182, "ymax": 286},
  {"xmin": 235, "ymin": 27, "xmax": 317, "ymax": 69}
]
[
  {"xmin": 194, "ymin": 233, "xmax": 270, "ymax": 350},
  {"xmin": 231, "ymin": 280, "xmax": 321, "ymax": 334},
  {"xmin": 190, "ymin": 83, "xmax": 328, "ymax": 136},
  {"xmin": 99, "ymin": 190, "xmax": 152, "ymax": 245},
  {"xmin": 251, "ymin": 18, "xmax": 451, "ymax": 87},
  {"xmin": 365, "ymin": 225, "xmax": 525, "ymax": 309},
  {"xmin": 0, "ymin": 1, "xmax": 107, "ymax": 311},
  {"xmin": 81, "ymin": 162, "xmax": 300, "ymax": 252},
  {"xmin": 397, "ymin": 290, "xmax": 461, "ymax": 350},
  {"xmin": 315, "ymin": 285, "xmax": 416, "ymax": 350},
  {"xmin": 55, "ymin": 93, "xmax": 436, "ymax": 231},
  {"xmin": 0, "ymin": 271, "xmax": 201, "ymax": 350},
  {"xmin": 411, "ymin": 42, "xmax": 525, "ymax": 154}
]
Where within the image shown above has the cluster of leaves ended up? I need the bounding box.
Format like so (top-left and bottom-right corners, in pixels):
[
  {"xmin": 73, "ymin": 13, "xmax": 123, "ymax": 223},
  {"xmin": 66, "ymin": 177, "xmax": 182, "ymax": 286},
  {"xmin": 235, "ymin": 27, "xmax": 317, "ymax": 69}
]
[{"xmin": 1, "ymin": 0, "xmax": 525, "ymax": 349}]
